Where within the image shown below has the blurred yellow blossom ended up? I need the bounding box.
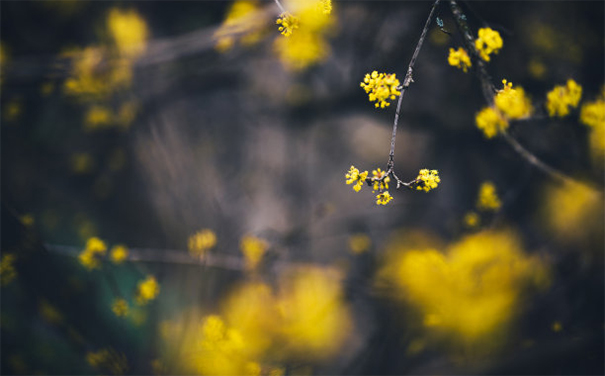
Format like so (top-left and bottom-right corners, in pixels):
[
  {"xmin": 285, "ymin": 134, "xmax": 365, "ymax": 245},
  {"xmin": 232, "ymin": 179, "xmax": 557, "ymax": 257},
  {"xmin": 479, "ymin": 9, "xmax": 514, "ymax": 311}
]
[
  {"xmin": 579, "ymin": 98, "xmax": 605, "ymax": 128},
  {"xmin": 276, "ymin": 13, "xmax": 299, "ymax": 37},
  {"xmin": 273, "ymin": 0, "xmax": 334, "ymax": 71},
  {"xmin": 3, "ymin": 98, "xmax": 22, "ymax": 122},
  {"xmin": 20, "ymin": 214, "xmax": 34, "ymax": 227},
  {"xmin": 112, "ymin": 298, "xmax": 129, "ymax": 317},
  {"xmin": 39, "ymin": 299, "xmax": 63, "ymax": 325},
  {"xmin": 415, "ymin": 169, "xmax": 440, "ymax": 192},
  {"xmin": 214, "ymin": 0, "xmax": 265, "ymax": 52},
  {"xmin": 84, "ymin": 105, "xmax": 113, "ymax": 130},
  {"xmin": 275, "ymin": 266, "xmax": 352, "ymax": 359},
  {"xmin": 476, "ymin": 181, "xmax": 502, "ymax": 211},
  {"xmin": 188, "ymin": 229, "xmax": 217, "ymax": 257},
  {"xmin": 110, "ymin": 245, "xmax": 129, "ymax": 264},
  {"xmin": 552, "ymin": 321, "xmax": 563, "ymax": 332},
  {"xmin": 360, "ymin": 71, "xmax": 401, "ymax": 109},
  {"xmin": 78, "ymin": 237, "xmax": 107, "ymax": 270},
  {"xmin": 475, "ymin": 27, "xmax": 503, "ymax": 61},
  {"xmin": 71, "ymin": 153, "xmax": 95, "ymax": 174},
  {"xmin": 379, "ymin": 229, "xmax": 549, "ymax": 345},
  {"xmin": 345, "ymin": 166, "xmax": 368, "ymax": 192},
  {"xmin": 106, "ymin": 8, "xmax": 149, "ymax": 58},
  {"xmin": 0, "ymin": 254, "xmax": 17, "ymax": 286},
  {"xmin": 540, "ymin": 182, "xmax": 604, "ymax": 244},
  {"xmin": 495, "ymin": 80, "xmax": 532, "ymax": 119},
  {"xmin": 348, "ymin": 233, "xmax": 371, "ymax": 254},
  {"xmin": 135, "ymin": 275, "xmax": 160, "ymax": 305},
  {"xmin": 240, "ymin": 235, "xmax": 268, "ymax": 269},
  {"xmin": 464, "ymin": 211, "xmax": 480, "ymax": 228},
  {"xmin": 448, "ymin": 47, "xmax": 471, "ymax": 72},
  {"xmin": 546, "ymin": 79, "xmax": 582, "ymax": 117},
  {"xmin": 318, "ymin": 0, "xmax": 332, "ymax": 15},
  {"xmin": 475, "ymin": 106, "xmax": 508, "ymax": 138},
  {"xmin": 376, "ymin": 191, "xmax": 393, "ymax": 205}
]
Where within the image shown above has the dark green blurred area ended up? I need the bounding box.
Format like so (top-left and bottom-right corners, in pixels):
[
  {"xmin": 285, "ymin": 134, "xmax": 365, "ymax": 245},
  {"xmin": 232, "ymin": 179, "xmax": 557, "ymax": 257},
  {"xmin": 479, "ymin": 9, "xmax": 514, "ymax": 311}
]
[{"xmin": 1, "ymin": 1, "xmax": 604, "ymax": 375}]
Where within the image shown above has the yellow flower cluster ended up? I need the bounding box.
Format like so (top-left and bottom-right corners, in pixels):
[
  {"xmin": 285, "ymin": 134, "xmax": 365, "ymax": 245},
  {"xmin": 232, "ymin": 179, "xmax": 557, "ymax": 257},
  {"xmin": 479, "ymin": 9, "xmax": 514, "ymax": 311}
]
[
  {"xmin": 475, "ymin": 80, "xmax": 532, "ymax": 138},
  {"xmin": 464, "ymin": 211, "xmax": 481, "ymax": 228},
  {"xmin": 135, "ymin": 275, "xmax": 160, "ymax": 305},
  {"xmin": 371, "ymin": 168, "xmax": 390, "ymax": 192},
  {"xmin": 579, "ymin": 98, "xmax": 605, "ymax": 128},
  {"xmin": 240, "ymin": 235, "xmax": 268, "ymax": 270},
  {"xmin": 360, "ymin": 71, "xmax": 401, "ymax": 108},
  {"xmin": 107, "ymin": 8, "xmax": 149, "ymax": 58},
  {"xmin": 276, "ymin": 12, "xmax": 299, "ymax": 37},
  {"xmin": 475, "ymin": 106, "xmax": 508, "ymax": 138},
  {"xmin": 78, "ymin": 237, "xmax": 108, "ymax": 270},
  {"xmin": 546, "ymin": 79, "xmax": 582, "ymax": 117},
  {"xmin": 345, "ymin": 165, "xmax": 368, "ymax": 192},
  {"xmin": 273, "ymin": 0, "xmax": 334, "ymax": 71},
  {"xmin": 318, "ymin": 0, "xmax": 332, "ymax": 15},
  {"xmin": 415, "ymin": 169, "xmax": 440, "ymax": 192},
  {"xmin": 378, "ymin": 229, "xmax": 549, "ymax": 345},
  {"xmin": 112, "ymin": 298, "xmax": 129, "ymax": 317},
  {"xmin": 376, "ymin": 191, "xmax": 393, "ymax": 205},
  {"xmin": 0, "ymin": 253, "xmax": 17, "ymax": 286},
  {"xmin": 495, "ymin": 80, "xmax": 533, "ymax": 119},
  {"xmin": 346, "ymin": 165, "xmax": 395, "ymax": 205},
  {"xmin": 109, "ymin": 245, "xmax": 129, "ymax": 264},
  {"xmin": 214, "ymin": 0, "xmax": 265, "ymax": 52},
  {"xmin": 447, "ymin": 47, "xmax": 472, "ymax": 73},
  {"xmin": 475, "ymin": 27, "xmax": 503, "ymax": 61},
  {"xmin": 476, "ymin": 181, "xmax": 502, "ymax": 211},
  {"xmin": 188, "ymin": 229, "xmax": 217, "ymax": 257}
]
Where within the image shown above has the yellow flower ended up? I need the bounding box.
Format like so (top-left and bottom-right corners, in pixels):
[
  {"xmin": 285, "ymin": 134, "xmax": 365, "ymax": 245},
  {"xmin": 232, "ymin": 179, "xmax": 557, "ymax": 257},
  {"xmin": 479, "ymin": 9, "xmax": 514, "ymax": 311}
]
[
  {"xmin": 240, "ymin": 235, "xmax": 268, "ymax": 270},
  {"xmin": 447, "ymin": 47, "xmax": 472, "ymax": 72},
  {"xmin": 318, "ymin": 0, "xmax": 332, "ymax": 15},
  {"xmin": 579, "ymin": 99, "xmax": 605, "ymax": 128},
  {"xmin": 109, "ymin": 245, "xmax": 129, "ymax": 264},
  {"xmin": 0, "ymin": 254, "xmax": 17, "ymax": 286},
  {"xmin": 475, "ymin": 106, "xmax": 508, "ymax": 138},
  {"xmin": 348, "ymin": 234, "xmax": 371, "ymax": 254},
  {"xmin": 112, "ymin": 298, "xmax": 129, "ymax": 317},
  {"xmin": 188, "ymin": 229, "xmax": 217, "ymax": 257},
  {"xmin": 464, "ymin": 211, "xmax": 480, "ymax": 228},
  {"xmin": 371, "ymin": 168, "xmax": 390, "ymax": 192},
  {"xmin": 214, "ymin": 0, "xmax": 264, "ymax": 52},
  {"xmin": 360, "ymin": 71, "xmax": 401, "ymax": 108},
  {"xmin": 273, "ymin": 29, "xmax": 329, "ymax": 71},
  {"xmin": 475, "ymin": 27, "xmax": 503, "ymax": 61},
  {"xmin": 345, "ymin": 165, "xmax": 368, "ymax": 192},
  {"xmin": 415, "ymin": 169, "xmax": 440, "ymax": 192},
  {"xmin": 376, "ymin": 191, "xmax": 393, "ymax": 205},
  {"xmin": 78, "ymin": 237, "xmax": 107, "ymax": 270},
  {"xmin": 546, "ymin": 79, "xmax": 582, "ymax": 117},
  {"xmin": 107, "ymin": 8, "xmax": 149, "ymax": 58},
  {"xmin": 494, "ymin": 80, "xmax": 532, "ymax": 120},
  {"xmin": 276, "ymin": 12, "xmax": 299, "ymax": 37},
  {"xmin": 135, "ymin": 276, "xmax": 160, "ymax": 305},
  {"xmin": 476, "ymin": 181, "xmax": 502, "ymax": 211}
]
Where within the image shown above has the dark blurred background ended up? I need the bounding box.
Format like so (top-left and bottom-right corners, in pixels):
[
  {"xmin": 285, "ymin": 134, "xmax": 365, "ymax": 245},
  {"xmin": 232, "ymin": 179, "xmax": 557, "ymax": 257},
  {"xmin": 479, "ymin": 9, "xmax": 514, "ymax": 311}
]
[{"xmin": 1, "ymin": 1, "xmax": 603, "ymax": 375}]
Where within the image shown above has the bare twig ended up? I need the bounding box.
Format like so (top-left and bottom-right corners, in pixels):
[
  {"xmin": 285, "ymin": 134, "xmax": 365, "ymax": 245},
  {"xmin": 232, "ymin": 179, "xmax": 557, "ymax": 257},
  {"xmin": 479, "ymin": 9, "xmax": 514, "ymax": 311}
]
[{"xmin": 387, "ymin": 0, "xmax": 441, "ymax": 175}]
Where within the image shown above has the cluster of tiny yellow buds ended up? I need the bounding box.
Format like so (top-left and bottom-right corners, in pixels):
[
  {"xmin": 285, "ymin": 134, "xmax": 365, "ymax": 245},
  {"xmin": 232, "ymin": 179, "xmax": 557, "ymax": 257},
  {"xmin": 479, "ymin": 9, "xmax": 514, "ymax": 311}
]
[
  {"xmin": 135, "ymin": 275, "xmax": 160, "ymax": 305},
  {"xmin": 546, "ymin": 79, "xmax": 583, "ymax": 117},
  {"xmin": 371, "ymin": 168, "xmax": 390, "ymax": 192},
  {"xmin": 78, "ymin": 237, "xmax": 108, "ymax": 271},
  {"xmin": 475, "ymin": 106, "xmax": 508, "ymax": 138},
  {"xmin": 580, "ymin": 99, "xmax": 605, "ymax": 128},
  {"xmin": 476, "ymin": 181, "xmax": 502, "ymax": 211},
  {"xmin": 495, "ymin": 80, "xmax": 532, "ymax": 119},
  {"xmin": 345, "ymin": 165, "xmax": 368, "ymax": 192},
  {"xmin": 475, "ymin": 27, "xmax": 503, "ymax": 61},
  {"xmin": 109, "ymin": 244, "xmax": 129, "ymax": 264},
  {"xmin": 276, "ymin": 12, "xmax": 299, "ymax": 37},
  {"xmin": 188, "ymin": 229, "xmax": 217, "ymax": 257},
  {"xmin": 448, "ymin": 47, "xmax": 472, "ymax": 73},
  {"xmin": 415, "ymin": 169, "xmax": 440, "ymax": 192},
  {"xmin": 360, "ymin": 71, "xmax": 401, "ymax": 109},
  {"xmin": 111, "ymin": 298, "xmax": 129, "ymax": 317},
  {"xmin": 376, "ymin": 191, "xmax": 393, "ymax": 205}
]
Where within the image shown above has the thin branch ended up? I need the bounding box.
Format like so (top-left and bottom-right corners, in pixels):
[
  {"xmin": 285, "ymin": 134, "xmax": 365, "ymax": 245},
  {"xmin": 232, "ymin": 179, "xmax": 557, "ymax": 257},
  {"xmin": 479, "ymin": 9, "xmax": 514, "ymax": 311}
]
[
  {"xmin": 449, "ymin": 0, "xmax": 583, "ymax": 187},
  {"xmin": 388, "ymin": 0, "xmax": 441, "ymax": 173},
  {"xmin": 273, "ymin": 0, "xmax": 286, "ymax": 14}
]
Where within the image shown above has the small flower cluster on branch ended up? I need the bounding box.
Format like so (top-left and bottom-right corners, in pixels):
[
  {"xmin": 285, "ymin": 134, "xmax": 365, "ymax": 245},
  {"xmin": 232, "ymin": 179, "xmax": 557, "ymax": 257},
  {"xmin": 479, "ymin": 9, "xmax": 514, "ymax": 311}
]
[
  {"xmin": 360, "ymin": 71, "xmax": 401, "ymax": 108},
  {"xmin": 475, "ymin": 80, "xmax": 533, "ymax": 138},
  {"xmin": 475, "ymin": 27, "xmax": 503, "ymax": 61},
  {"xmin": 546, "ymin": 79, "xmax": 582, "ymax": 117},
  {"xmin": 345, "ymin": 166, "xmax": 440, "ymax": 205}
]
